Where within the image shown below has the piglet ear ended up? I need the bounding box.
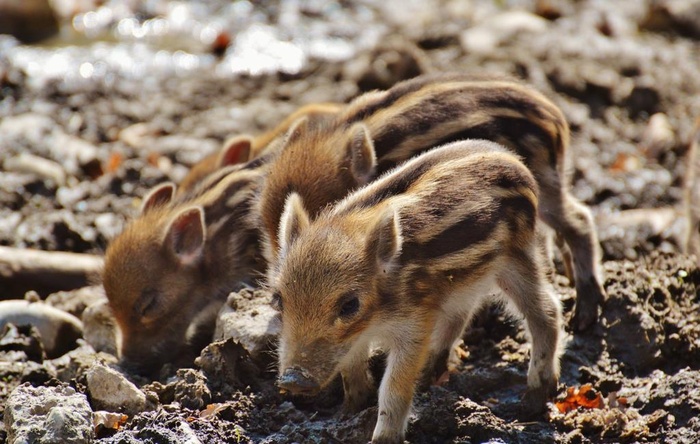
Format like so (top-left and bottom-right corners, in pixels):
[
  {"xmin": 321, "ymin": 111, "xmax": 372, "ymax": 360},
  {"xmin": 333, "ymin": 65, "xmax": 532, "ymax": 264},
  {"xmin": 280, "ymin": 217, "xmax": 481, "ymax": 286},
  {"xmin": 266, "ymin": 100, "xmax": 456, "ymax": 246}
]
[
  {"xmin": 141, "ymin": 182, "xmax": 176, "ymax": 214},
  {"xmin": 164, "ymin": 206, "xmax": 206, "ymax": 266},
  {"xmin": 218, "ymin": 135, "xmax": 253, "ymax": 167},
  {"xmin": 346, "ymin": 124, "xmax": 377, "ymax": 185},
  {"xmin": 366, "ymin": 207, "xmax": 402, "ymax": 270},
  {"xmin": 278, "ymin": 192, "xmax": 310, "ymax": 259},
  {"xmin": 283, "ymin": 117, "xmax": 309, "ymax": 146}
]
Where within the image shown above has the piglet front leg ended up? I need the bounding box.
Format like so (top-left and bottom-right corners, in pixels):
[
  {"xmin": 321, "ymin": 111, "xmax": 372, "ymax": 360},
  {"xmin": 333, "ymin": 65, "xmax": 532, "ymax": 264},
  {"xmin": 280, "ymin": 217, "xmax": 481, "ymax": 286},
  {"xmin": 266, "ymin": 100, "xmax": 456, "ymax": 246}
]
[{"xmin": 371, "ymin": 317, "xmax": 433, "ymax": 444}]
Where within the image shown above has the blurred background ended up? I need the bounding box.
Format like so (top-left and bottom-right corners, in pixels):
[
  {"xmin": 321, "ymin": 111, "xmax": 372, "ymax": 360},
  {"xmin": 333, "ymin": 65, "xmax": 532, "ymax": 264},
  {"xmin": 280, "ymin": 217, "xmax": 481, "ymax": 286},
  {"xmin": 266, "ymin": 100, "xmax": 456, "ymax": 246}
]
[{"xmin": 1, "ymin": 0, "xmax": 700, "ymax": 294}]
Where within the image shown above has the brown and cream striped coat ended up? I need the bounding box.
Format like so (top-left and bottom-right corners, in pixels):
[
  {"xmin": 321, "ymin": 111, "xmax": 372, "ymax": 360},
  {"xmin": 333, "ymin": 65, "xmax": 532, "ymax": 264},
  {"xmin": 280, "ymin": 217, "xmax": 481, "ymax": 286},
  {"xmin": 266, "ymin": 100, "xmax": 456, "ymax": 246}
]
[
  {"xmin": 260, "ymin": 72, "xmax": 605, "ymax": 330},
  {"xmin": 270, "ymin": 139, "xmax": 562, "ymax": 444}
]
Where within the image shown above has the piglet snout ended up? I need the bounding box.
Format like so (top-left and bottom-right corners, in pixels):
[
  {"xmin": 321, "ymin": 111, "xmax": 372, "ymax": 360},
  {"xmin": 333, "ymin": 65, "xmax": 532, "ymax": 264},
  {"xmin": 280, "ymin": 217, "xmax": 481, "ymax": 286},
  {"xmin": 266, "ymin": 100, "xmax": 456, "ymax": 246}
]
[{"xmin": 278, "ymin": 367, "xmax": 320, "ymax": 395}]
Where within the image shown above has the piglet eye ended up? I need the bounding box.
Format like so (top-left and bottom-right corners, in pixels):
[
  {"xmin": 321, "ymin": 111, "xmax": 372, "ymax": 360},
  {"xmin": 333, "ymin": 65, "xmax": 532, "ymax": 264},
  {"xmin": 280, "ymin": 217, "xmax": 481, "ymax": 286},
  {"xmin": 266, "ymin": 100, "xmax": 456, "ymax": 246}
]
[
  {"xmin": 271, "ymin": 292, "xmax": 283, "ymax": 312},
  {"xmin": 135, "ymin": 288, "xmax": 159, "ymax": 319},
  {"xmin": 339, "ymin": 294, "xmax": 360, "ymax": 319}
]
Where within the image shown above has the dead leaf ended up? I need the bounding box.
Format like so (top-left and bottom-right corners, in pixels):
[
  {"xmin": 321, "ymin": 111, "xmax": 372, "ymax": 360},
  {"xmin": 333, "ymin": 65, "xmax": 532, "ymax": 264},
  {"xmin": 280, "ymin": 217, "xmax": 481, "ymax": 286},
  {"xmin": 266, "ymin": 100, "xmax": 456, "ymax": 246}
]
[
  {"xmin": 93, "ymin": 411, "xmax": 128, "ymax": 435},
  {"xmin": 199, "ymin": 403, "xmax": 228, "ymax": 419},
  {"xmin": 555, "ymin": 384, "xmax": 604, "ymax": 413}
]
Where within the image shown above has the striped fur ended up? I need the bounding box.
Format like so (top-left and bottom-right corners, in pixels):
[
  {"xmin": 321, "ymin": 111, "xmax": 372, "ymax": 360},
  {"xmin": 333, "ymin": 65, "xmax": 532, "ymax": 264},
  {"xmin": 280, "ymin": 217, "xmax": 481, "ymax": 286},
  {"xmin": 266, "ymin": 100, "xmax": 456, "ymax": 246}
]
[
  {"xmin": 260, "ymin": 72, "xmax": 605, "ymax": 331},
  {"xmin": 270, "ymin": 140, "xmax": 562, "ymax": 444},
  {"xmin": 103, "ymin": 160, "xmax": 268, "ymax": 374},
  {"xmin": 178, "ymin": 102, "xmax": 342, "ymax": 194}
]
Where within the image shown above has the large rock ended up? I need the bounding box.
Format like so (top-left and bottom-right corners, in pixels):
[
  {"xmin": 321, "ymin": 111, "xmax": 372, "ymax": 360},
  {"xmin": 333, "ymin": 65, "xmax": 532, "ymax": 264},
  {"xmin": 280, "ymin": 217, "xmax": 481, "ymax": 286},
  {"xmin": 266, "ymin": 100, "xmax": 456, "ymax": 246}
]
[
  {"xmin": 0, "ymin": 299, "xmax": 83, "ymax": 359},
  {"xmin": 4, "ymin": 383, "xmax": 94, "ymax": 444},
  {"xmin": 214, "ymin": 288, "xmax": 280, "ymax": 367},
  {"xmin": 86, "ymin": 361, "xmax": 148, "ymax": 416}
]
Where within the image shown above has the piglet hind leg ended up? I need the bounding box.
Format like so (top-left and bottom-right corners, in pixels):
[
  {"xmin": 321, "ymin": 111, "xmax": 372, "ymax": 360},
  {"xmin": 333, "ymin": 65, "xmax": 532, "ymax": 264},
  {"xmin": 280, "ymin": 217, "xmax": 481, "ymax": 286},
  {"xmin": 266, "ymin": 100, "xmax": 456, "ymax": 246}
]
[
  {"xmin": 340, "ymin": 344, "xmax": 375, "ymax": 414},
  {"xmin": 371, "ymin": 316, "xmax": 435, "ymax": 444},
  {"xmin": 539, "ymin": 181, "xmax": 606, "ymax": 331},
  {"xmin": 420, "ymin": 294, "xmax": 488, "ymax": 389},
  {"xmin": 497, "ymin": 251, "xmax": 562, "ymax": 419}
]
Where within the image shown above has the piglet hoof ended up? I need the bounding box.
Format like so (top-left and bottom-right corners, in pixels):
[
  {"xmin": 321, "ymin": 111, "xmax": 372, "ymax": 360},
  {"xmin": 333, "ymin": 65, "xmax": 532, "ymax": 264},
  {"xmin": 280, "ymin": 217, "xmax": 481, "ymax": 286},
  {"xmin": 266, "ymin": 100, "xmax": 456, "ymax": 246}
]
[
  {"xmin": 572, "ymin": 278, "xmax": 606, "ymax": 332},
  {"xmin": 520, "ymin": 382, "xmax": 556, "ymax": 420},
  {"xmin": 371, "ymin": 435, "xmax": 404, "ymax": 444}
]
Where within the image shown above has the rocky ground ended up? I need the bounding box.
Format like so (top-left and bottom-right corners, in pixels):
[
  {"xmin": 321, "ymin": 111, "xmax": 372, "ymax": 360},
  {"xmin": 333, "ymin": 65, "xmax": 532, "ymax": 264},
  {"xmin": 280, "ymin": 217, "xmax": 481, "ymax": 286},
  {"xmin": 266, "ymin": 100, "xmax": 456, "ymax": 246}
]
[{"xmin": 1, "ymin": 0, "xmax": 700, "ymax": 443}]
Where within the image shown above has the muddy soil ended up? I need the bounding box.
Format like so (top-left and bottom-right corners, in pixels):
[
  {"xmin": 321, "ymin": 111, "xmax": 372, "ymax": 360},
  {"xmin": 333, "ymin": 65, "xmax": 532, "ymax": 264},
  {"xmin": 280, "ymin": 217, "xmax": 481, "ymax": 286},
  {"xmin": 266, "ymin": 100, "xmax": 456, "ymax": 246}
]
[{"xmin": 1, "ymin": 0, "xmax": 700, "ymax": 443}]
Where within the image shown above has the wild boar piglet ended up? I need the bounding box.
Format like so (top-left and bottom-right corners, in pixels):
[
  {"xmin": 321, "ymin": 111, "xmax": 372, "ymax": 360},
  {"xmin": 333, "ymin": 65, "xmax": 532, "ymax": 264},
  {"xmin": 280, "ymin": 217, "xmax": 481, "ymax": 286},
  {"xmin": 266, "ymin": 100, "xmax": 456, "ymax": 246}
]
[
  {"xmin": 103, "ymin": 159, "xmax": 268, "ymax": 375},
  {"xmin": 269, "ymin": 139, "xmax": 563, "ymax": 444},
  {"xmin": 259, "ymin": 72, "xmax": 604, "ymax": 331}
]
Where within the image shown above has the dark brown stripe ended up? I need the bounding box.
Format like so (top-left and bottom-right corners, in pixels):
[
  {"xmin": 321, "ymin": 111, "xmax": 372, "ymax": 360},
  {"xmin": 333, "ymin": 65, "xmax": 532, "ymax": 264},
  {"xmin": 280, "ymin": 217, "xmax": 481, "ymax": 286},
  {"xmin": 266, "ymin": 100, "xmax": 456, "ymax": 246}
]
[
  {"xmin": 343, "ymin": 75, "xmax": 441, "ymax": 124},
  {"xmin": 202, "ymin": 178, "xmax": 257, "ymax": 226},
  {"xmin": 400, "ymin": 210, "xmax": 498, "ymax": 263},
  {"xmin": 407, "ymin": 249, "xmax": 499, "ymax": 302},
  {"xmin": 242, "ymin": 152, "xmax": 274, "ymax": 170},
  {"xmin": 476, "ymin": 88, "xmax": 550, "ymax": 122},
  {"xmin": 502, "ymin": 195, "xmax": 537, "ymax": 233},
  {"xmin": 339, "ymin": 157, "xmax": 438, "ymax": 213},
  {"xmin": 175, "ymin": 154, "xmax": 271, "ymax": 205},
  {"xmin": 371, "ymin": 90, "xmax": 478, "ymax": 159},
  {"xmin": 400, "ymin": 192, "xmax": 536, "ymax": 264},
  {"xmin": 428, "ymin": 116, "xmax": 556, "ymax": 169}
]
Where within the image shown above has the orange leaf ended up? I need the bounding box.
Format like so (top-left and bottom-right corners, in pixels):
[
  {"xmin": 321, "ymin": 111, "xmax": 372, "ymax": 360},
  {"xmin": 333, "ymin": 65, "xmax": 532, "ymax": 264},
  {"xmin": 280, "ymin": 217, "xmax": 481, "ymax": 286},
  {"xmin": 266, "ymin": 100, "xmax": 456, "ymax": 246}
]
[
  {"xmin": 609, "ymin": 152, "xmax": 641, "ymax": 173},
  {"xmin": 105, "ymin": 152, "xmax": 123, "ymax": 173},
  {"xmin": 554, "ymin": 384, "xmax": 604, "ymax": 413},
  {"xmin": 577, "ymin": 384, "xmax": 604, "ymax": 409},
  {"xmin": 199, "ymin": 403, "xmax": 227, "ymax": 419}
]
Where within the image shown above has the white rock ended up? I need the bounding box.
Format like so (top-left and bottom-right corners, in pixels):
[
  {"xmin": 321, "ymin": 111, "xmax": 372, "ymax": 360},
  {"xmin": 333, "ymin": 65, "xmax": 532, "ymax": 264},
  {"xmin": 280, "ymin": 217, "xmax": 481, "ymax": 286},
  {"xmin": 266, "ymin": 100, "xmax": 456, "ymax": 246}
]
[
  {"xmin": 86, "ymin": 361, "xmax": 147, "ymax": 415},
  {"xmin": 461, "ymin": 10, "xmax": 549, "ymax": 54},
  {"xmin": 0, "ymin": 113, "xmax": 55, "ymax": 150},
  {"xmin": 641, "ymin": 113, "xmax": 675, "ymax": 159},
  {"xmin": 50, "ymin": 132, "xmax": 99, "ymax": 176},
  {"xmin": 4, "ymin": 384, "xmax": 94, "ymax": 444},
  {"xmin": 3, "ymin": 153, "xmax": 67, "ymax": 186}
]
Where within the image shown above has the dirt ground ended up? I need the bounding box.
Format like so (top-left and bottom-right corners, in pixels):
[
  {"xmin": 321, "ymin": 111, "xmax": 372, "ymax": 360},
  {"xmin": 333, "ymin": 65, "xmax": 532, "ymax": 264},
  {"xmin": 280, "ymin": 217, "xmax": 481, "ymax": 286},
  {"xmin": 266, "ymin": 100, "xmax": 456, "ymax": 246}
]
[{"xmin": 1, "ymin": 0, "xmax": 700, "ymax": 443}]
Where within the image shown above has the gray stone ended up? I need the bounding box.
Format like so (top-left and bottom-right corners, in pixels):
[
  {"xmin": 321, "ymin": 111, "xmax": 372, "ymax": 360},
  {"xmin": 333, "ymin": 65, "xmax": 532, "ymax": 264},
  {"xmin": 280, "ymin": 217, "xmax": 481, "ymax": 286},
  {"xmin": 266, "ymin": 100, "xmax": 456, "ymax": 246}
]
[
  {"xmin": 50, "ymin": 343, "xmax": 118, "ymax": 383},
  {"xmin": 46, "ymin": 285, "xmax": 106, "ymax": 319},
  {"xmin": 81, "ymin": 300, "xmax": 118, "ymax": 356},
  {"xmin": 86, "ymin": 361, "xmax": 147, "ymax": 416},
  {"xmin": 4, "ymin": 383, "xmax": 93, "ymax": 444},
  {"xmin": 214, "ymin": 288, "xmax": 280, "ymax": 365}
]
